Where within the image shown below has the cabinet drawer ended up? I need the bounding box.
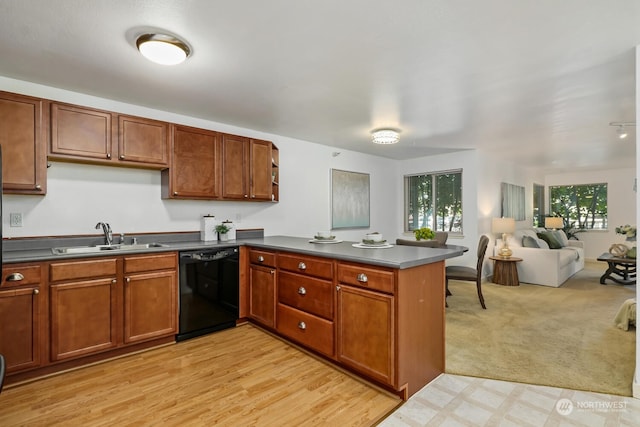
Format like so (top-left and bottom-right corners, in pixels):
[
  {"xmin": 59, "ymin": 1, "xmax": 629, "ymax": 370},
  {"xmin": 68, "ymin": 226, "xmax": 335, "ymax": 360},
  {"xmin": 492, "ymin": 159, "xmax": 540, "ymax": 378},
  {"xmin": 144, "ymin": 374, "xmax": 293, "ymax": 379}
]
[
  {"xmin": 278, "ymin": 271, "xmax": 333, "ymax": 320},
  {"xmin": 1, "ymin": 264, "xmax": 42, "ymax": 288},
  {"xmin": 249, "ymin": 249, "xmax": 276, "ymax": 268},
  {"xmin": 337, "ymin": 262, "xmax": 395, "ymax": 294},
  {"xmin": 124, "ymin": 253, "xmax": 177, "ymax": 273},
  {"xmin": 278, "ymin": 253, "xmax": 333, "ymax": 280},
  {"xmin": 276, "ymin": 303, "xmax": 334, "ymax": 358},
  {"xmin": 50, "ymin": 258, "xmax": 118, "ymax": 282}
]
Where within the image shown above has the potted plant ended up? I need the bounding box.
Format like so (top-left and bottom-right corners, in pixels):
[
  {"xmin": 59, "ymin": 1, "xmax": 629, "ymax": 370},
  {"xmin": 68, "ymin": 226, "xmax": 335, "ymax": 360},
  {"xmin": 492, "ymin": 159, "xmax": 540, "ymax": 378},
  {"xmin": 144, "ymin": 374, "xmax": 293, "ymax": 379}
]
[
  {"xmin": 414, "ymin": 227, "xmax": 435, "ymax": 241},
  {"xmin": 215, "ymin": 223, "xmax": 231, "ymax": 241}
]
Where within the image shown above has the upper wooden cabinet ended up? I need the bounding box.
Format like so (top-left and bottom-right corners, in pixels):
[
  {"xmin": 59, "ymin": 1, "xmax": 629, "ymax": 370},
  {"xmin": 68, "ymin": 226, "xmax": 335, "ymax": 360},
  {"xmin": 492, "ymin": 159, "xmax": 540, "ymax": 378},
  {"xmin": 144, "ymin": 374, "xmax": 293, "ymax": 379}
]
[
  {"xmin": 221, "ymin": 134, "xmax": 276, "ymax": 201},
  {"xmin": 50, "ymin": 102, "xmax": 169, "ymax": 169},
  {"xmin": 0, "ymin": 91, "xmax": 48, "ymax": 195},
  {"xmin": 161, "ymin": 124, "xmax": 220, "ymax": 199}
]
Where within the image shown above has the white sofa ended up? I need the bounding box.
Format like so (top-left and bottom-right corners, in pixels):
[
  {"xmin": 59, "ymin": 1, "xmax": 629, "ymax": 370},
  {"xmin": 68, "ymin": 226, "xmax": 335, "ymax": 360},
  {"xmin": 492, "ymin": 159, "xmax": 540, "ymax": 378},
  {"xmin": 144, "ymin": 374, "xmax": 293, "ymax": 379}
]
[{"xmin": 494, "ymin": 228, "xmax": 585, "ymax": 287}]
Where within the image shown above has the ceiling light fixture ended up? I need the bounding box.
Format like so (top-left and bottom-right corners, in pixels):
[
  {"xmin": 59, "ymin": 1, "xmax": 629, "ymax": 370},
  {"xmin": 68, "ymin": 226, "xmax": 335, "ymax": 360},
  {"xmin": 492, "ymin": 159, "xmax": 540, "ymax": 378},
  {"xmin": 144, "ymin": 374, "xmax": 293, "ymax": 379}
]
[
  {"xmin": 371, "ymin": 129, "xmax": 400, "ymax": 145},
  {"xmin": 136, "ymin": 33, "xmax": 191, "ymax": 65},
  {"xmin": 609, "ymin": 121, "xmax": 635, "ymax": 140}
]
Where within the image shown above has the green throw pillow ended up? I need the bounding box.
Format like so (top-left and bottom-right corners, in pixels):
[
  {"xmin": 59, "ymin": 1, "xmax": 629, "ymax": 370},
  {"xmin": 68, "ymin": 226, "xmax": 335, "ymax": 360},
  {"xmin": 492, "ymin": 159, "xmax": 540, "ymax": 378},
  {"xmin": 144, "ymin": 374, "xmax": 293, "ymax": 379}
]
[{"xmin": 536, "ymin": 231, "xmax": 562, "ymax": 249}]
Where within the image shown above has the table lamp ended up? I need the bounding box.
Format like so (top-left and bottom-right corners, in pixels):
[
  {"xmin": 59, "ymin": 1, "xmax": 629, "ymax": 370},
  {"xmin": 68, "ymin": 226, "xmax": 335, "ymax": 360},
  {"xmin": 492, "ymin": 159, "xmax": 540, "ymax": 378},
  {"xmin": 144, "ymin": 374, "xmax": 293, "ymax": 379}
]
[
  {"xmin": 492, "ymin": 217, "xmax": 516, "ymax": 258},
  {"xmin": 545, "ymin": 217, "xmax": 563, "ymax": 230}
]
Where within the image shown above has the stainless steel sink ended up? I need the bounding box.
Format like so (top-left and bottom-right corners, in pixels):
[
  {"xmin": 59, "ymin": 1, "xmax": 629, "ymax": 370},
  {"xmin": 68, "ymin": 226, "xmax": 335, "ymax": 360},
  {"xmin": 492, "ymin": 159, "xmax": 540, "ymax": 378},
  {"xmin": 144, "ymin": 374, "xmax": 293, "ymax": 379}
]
[{"xmin": 52, "ymin": 243, "xmax": 168, "ymax": 255}]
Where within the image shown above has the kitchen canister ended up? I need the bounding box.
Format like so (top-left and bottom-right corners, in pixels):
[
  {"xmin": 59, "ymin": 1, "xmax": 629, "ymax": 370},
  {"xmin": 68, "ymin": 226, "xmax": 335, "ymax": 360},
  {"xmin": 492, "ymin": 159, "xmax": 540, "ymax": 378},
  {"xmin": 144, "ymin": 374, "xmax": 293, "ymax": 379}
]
[
  {"xmin": 222, "ymin": 220, "xmax": 236, "ymax": 240},
  {"xmin": 201, "ymin": 215, "xmax": 217, "ymax": 241}
]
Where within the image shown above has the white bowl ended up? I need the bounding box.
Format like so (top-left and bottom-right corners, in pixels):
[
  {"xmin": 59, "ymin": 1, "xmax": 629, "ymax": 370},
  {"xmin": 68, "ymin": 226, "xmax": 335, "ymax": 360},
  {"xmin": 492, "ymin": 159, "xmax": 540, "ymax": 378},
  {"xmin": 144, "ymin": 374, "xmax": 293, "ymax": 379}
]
[
  {"xmin": 317, "ymin": 231, "xmax": 332, "ymax": 238},
  {"xmin": 365, "ymin": 233, "xmax": 384, "ymax": 242}
]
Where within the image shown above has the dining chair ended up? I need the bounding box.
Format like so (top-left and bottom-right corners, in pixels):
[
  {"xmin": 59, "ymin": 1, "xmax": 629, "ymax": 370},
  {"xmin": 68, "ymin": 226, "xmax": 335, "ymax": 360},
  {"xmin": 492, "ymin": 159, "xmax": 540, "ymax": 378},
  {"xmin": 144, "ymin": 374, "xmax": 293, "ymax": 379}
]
[{"xmin": 445, "ymin": 235, "xmax": 489, "ymax": 309}]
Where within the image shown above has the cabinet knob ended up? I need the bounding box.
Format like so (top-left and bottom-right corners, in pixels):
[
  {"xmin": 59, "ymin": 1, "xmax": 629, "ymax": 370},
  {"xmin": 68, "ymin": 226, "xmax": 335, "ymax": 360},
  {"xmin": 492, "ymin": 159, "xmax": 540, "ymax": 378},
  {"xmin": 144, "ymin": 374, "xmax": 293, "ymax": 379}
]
[
  {"xmin": 173, "ymin": 191, "xmax": 178, "ymax": 196},
  {"xmin": 35, "ymin": 184, "xmax": 42, "ymax": 190},
  {"xmin": 298, "ymin": 287, "xmax": 306, "ymax": 295},
  {"xmin": 251, "ymin": 195, "xmax": 255, "ymax": 198},
  {"xmin": 298, "ymin": 321, "xmax": 306, "ymax": 330},
  {"xmin": 125, "ymin": 277, "xmax": 131, "ymax": 283},
  {"xmin": 106, "ymin": 153, "xmax": 111, "ymax": 159},
  {"xmin": 357, "ymin": 273, "xmax": 368, "ymax": 283},
  {"xmin": 270, "ymin": 270, "xmax": 275, "ymax": 275},
  {"xmin": 336, "ymin": 285, "xmax": 341, "ymax": 291},
  {"xmin": 6, "ymin": 273, "xmax": 25, "ymax": 282},
  {"xmin": 119, "ymin": 155, "xmax": 125, "ymax": 160},
  {"xmin": 244, "ymin": 194, "xmax": 248, "ymax": 198},
  {"xmin": 298, "ymin": 262, "xmax": 307, "ymax": 270},
  {"xmin": 112, "ymin": 279, "xmax": 117, "ymax": 284},
  {"xmin": 33, "ymin": 288, "xmax": 39, "ymax": 295},
  {"xmin": 257, "ymin": 255, "xmax": 265, "ymax": 262}
]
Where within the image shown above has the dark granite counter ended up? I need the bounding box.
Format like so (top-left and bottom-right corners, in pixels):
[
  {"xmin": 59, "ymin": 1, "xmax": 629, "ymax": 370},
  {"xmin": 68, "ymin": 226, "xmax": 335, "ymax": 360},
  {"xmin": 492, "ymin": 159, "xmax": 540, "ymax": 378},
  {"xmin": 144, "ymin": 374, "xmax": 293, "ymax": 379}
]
[{"xmin": 2, "ymin": 233, "xmax": 466, "ymax": 269}]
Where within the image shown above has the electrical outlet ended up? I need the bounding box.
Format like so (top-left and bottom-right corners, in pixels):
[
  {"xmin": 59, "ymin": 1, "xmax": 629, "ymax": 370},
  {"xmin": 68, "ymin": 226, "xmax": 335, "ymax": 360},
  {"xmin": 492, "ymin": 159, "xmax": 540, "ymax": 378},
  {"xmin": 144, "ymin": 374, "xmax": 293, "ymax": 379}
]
[{"xmin": 10, "ymin": 212, "xmax": 23, "ymax": 227}]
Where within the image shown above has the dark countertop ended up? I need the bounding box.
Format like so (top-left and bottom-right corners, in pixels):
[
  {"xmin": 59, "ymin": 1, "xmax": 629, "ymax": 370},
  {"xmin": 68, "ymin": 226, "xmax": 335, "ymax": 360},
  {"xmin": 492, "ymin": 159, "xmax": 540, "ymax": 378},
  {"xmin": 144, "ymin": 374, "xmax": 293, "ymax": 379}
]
[{"xmin": 2, "ymin": 233, "xmax": 466, "ymax": 269}]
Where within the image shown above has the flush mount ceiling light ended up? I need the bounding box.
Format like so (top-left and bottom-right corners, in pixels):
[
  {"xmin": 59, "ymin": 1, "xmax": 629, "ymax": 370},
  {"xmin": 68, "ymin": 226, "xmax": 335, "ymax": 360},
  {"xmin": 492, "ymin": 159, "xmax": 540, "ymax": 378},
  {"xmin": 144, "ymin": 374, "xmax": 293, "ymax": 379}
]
[
  {"xmin": 609, "ymin": 121, "xmax": 636, "ymax": 140},
  {"xmin": 371, "ymin": 128, "xmax": 400, "ymax": 145},
  {"xmin": 136, "ymin": 33, "xmax": 191, "ymax": 65}
]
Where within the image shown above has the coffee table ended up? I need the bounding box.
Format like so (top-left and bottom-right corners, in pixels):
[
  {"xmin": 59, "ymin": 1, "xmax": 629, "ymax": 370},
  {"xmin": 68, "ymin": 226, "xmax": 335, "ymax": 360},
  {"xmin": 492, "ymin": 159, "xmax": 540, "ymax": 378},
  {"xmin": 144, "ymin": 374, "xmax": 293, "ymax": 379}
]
[{"xmin": 597, "ymin": 253, "xmax": 636, "ymax": 285}]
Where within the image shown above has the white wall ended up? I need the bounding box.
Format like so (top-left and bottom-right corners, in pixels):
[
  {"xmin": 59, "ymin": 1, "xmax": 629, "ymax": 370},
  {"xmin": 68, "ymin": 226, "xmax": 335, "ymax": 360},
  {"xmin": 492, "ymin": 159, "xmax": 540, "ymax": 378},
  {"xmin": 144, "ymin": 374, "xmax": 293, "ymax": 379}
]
[
  {"xmin": 545, "ymin": 168, "xmax": 636, "ymax": 261},
  {"xmin": 1, "ymin": 76, "xmax": 397, "ymax": 242}
]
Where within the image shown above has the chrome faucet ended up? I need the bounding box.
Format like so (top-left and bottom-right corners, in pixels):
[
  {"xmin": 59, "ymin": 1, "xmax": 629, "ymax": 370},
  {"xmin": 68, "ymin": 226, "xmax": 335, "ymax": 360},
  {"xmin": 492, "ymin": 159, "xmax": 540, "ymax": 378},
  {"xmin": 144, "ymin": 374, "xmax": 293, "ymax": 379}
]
[{"xmin": 95, "ymin": 222, "xmax": 113, "ymax": 246}]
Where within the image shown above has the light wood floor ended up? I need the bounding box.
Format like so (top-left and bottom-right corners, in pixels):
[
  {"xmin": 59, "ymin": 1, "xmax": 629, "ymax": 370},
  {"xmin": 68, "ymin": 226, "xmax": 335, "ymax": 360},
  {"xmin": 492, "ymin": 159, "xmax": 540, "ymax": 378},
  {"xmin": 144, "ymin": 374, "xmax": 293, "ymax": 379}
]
[{"xmin": 0, "ymin": 324, "xmax": 401, "ymax": 426}]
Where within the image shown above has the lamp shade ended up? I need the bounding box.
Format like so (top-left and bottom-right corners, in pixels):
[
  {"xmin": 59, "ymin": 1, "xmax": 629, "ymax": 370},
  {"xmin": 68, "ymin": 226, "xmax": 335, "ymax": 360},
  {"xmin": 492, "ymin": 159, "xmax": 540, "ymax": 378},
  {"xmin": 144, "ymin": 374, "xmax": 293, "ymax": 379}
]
[
  {"xmin": 492, "ymin": 217, "xmax": 515, "ymax": 234},
  {"xmin": 545, "ymin": 217, "xmax": 564, "ymax": 229}
]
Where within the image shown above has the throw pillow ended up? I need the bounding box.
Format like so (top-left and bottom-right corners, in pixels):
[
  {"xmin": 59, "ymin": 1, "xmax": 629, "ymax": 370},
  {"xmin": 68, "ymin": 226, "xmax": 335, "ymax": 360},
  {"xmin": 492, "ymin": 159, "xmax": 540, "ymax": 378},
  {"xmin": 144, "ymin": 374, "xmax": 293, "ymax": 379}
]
[
  {"xmin": 522, "ymin": 235, "xmax": 540, "ymax": 248},
  {"xmin": 552, "ymin": 230, "xmax": 569, "ymax": 247},
  {"xmin": 537, "ymin": 231, "xmax": 563, "ymax": 249}
]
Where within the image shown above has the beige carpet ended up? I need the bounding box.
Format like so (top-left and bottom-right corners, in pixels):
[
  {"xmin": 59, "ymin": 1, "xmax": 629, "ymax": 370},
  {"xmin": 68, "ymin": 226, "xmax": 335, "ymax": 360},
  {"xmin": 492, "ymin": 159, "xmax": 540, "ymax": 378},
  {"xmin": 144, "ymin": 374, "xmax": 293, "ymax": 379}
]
[{"xmin": 445, "ymin": 261, "xmax": 636, "ymax": 396}]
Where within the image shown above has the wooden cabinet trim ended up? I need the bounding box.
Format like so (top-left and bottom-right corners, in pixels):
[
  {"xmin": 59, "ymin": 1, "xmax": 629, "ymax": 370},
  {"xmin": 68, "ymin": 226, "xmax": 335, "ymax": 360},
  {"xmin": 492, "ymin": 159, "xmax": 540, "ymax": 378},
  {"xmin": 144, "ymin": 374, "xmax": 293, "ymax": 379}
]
[
  {"xmin": 1, "ymin": 264, "xmax": 42, "ymax": 287},
  {"xmin": 49, "ymin": 258, "xmax": 118, "ymax": 282},
  {"xmin": 124, "ymin": 253, "xmax": 177, "ymax": 274},
  {"xmin": 278, "ymin": 252, "xmax": 334, "ymax": 280}
]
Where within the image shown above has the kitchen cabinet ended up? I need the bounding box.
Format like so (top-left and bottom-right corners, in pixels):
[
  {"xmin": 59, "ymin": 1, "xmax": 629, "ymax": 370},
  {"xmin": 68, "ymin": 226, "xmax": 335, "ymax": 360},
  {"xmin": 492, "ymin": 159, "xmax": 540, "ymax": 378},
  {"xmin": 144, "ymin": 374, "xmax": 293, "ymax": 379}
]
[
  {"xmin": 123, "ymin": 253, "xmax": 178, "ymax": 343},
  {"xmin": 271, "ymin": 145, "xmax": 279, "ymax": 202},
  {"xmin": 248, "ymin": 249, "xmax": 277, "ymax": 328},
  {"xmin": 221, "ymin": 134, "xmax": 275, "ymax": 201},
  {"xmin": 49, "ymin": 253, "xmax": 178, "ymax": 362},
  {"xmin": 0, "ymin": 91, "xmax": 47, "ymax": 194},
  {"xmin": 0, "ymin": 264, "xmax": 44, "ymax": 373},
  {"xmin": 50, "ymin": 102, "xmax": 169, "ymax": 169},
  {"xmin": 161, "ymin": 125, "xmax": 220, "ymax": 199},
  {"xmin": 49, "ymin": 257, "xmax": 119, "ymax": 361}
]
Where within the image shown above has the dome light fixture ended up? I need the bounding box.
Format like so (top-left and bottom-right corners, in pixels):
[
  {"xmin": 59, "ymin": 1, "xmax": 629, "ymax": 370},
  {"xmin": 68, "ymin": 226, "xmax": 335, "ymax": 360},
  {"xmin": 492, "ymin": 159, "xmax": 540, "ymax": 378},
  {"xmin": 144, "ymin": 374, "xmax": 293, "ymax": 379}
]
[
  {"xmin": 371, "ymin": 128, "xmax": 400, "ymax": 145},
  {"xmin": 609, "ymin": 121, "xmax": 635, "ymax": 140},
  {"xmin": 136, "ymin": 33, "xmax": 191, "ymax": 65}
]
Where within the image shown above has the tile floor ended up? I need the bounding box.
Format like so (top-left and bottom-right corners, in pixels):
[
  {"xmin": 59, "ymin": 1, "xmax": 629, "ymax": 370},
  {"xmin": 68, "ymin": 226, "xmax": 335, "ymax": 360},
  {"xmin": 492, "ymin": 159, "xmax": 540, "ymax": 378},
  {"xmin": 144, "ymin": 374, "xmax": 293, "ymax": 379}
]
[{"xmin": 380, "ymin": 374, "xmax": 640, "ymax": 426}]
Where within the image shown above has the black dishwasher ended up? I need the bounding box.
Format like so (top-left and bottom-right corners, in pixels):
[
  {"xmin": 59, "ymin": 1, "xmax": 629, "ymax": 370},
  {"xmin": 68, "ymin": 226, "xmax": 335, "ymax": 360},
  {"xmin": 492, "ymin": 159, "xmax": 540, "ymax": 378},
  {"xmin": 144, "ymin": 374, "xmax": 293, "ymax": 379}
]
[{"xmin": 176, "ymin": 247, "xmax": 239, "ymax": 341}]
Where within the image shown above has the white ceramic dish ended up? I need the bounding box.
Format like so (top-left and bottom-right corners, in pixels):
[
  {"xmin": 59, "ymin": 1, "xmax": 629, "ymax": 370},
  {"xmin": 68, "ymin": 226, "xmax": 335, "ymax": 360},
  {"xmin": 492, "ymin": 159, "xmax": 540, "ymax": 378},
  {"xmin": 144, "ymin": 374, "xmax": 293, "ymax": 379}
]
[
  {"xmin": 309, "ymin": 239, "xmax": 343, "ymax": 244},
  {"xmin": 352, "ymin": 243, "xmax": 393, "ymax": 249}
]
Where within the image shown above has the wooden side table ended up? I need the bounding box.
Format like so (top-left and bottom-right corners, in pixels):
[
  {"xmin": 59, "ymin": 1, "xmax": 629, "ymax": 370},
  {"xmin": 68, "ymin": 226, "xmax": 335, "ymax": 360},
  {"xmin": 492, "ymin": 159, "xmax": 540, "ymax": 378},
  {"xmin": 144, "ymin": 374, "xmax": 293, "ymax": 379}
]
[{"xmin": 489, "ymin": 256, "xmax": 523, "ymax": 286}]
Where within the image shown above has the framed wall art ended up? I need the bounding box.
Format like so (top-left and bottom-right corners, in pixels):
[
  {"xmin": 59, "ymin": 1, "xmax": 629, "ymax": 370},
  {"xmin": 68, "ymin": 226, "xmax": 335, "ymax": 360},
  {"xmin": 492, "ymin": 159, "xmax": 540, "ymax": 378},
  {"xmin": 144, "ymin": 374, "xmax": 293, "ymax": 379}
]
[
  {"xmin": 331, "ymin": 169, "xmax": 370, "ymax": 229},
  {"xmin": 501, "ymin": 182, "xmax": 525, "ymax": 221}
]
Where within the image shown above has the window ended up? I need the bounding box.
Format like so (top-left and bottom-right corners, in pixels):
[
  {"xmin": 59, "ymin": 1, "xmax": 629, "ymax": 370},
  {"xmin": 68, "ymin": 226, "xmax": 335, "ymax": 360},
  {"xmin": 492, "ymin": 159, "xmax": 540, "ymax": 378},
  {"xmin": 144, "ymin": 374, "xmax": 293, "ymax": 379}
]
[
  {"xmin": 549, "ymin": 183, "xmax": 608, "ymax": 230},
  {"xmin": 533, "ymin": 183, "xmax": 545, "ymax": 227},
  {"xmin": 405, "ymin": 170, "xmax": 462, "ymax": 233}
]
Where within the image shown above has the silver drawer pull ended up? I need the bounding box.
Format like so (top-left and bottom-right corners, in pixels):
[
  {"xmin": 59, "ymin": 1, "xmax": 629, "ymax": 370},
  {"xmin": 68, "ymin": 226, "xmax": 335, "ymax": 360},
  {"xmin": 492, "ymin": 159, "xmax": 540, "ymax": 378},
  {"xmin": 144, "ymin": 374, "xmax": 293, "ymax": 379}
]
[
  {"xmin": 6, "ymin": 273, "xmax": 25, "ymax": 282},
  {"xmin": 298, "ymin": 287, "xmax": 306, "ymax": 295},
  {"xmin": 258, "ymin": 255, "xmax": 265, "ymax": 262},
  {"xmin": 298, "ymin": 321, "xmax": 306, "ymax": 330},
  {"xmin": 357, "ymin": 273, "xmax": 368, "ymax": 283},
  {"xmin": 298, "ymin": 262, "xmax": 307, "ymax": 270}
]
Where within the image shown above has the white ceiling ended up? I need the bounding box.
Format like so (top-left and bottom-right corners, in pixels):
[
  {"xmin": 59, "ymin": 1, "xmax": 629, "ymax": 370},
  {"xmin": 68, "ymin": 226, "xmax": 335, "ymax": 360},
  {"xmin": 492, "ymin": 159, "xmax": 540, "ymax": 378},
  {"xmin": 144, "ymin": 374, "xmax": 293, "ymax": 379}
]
[{"xmin": 1, "ymin": 1, "xmax": 639, "ymax": 173}]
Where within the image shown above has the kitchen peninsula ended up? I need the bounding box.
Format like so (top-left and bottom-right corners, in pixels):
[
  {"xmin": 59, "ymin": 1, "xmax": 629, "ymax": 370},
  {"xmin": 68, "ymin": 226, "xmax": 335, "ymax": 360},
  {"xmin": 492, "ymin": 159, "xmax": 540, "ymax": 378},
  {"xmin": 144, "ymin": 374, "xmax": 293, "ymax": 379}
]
[
  {"xmin": 1, "ymin": 233, "xmax": 465, "ymax": 400},
  {"xmin": 242, "ymin": 236, "xmax": 465, "ymax": 399}
]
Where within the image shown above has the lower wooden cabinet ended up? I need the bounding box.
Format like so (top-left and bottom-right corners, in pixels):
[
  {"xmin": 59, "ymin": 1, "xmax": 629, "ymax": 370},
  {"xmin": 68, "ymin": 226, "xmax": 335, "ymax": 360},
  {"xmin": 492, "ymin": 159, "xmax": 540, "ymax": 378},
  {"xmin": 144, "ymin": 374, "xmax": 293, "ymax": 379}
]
[
  {"xmin": 0, "ymin": 263, "xmax": 44, "ymax": 373},
  {"xmin": 123, "ymin": 254, "xmax": 178, "ymax": 344},
  {"xmin": 249, "ymin": 263, "xmax": 276, "ymax": 328}
]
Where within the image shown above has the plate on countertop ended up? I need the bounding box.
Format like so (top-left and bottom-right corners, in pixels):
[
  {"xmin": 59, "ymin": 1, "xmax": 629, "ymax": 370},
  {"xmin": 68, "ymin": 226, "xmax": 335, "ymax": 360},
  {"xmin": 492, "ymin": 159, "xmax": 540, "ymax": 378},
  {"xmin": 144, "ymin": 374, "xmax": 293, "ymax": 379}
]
[
  {"xmin": 309, "ymin": 238, "xmax": 344, "ymax": 244},
  {"xmin": 352, "ymin": 243, "xmax": 394, "ymax": 249}
]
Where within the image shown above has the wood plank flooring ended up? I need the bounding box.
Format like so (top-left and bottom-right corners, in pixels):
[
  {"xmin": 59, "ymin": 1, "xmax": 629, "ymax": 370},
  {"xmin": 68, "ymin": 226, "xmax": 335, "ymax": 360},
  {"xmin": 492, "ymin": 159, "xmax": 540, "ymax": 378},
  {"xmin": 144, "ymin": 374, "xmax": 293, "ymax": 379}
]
[{"xmin": 0, "ymin": 324, "xmax": 401, "ymax": 426}]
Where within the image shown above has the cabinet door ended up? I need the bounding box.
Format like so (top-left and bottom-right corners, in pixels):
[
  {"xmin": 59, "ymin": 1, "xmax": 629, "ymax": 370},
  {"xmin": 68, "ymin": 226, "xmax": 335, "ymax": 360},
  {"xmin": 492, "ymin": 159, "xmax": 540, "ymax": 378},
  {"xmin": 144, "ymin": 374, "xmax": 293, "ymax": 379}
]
[
  {"xmin": 0, "ymin": 91, "xmax": 47, "ymax": 194},
  {"xmin": 0, "ymin": 287, "xmax": 41, "ymax": 372},
  {"xmin": 162, "ymin": 125, "xmax": 219, "ymax": 199},
  {"xmin": 50, "ymin": 102, "xmax": 114, "ymax": 162},
  {"xmin": 337, "ymin": 284, "xmax": 395, "ymax": 386},
  {"xmin": 50, "ymin": 278, "xmax": 118, "ymax": 361},
  {"xmin": 249, "ymin": 139, "xmax": 272, "ymax": 200},
  {"xmin": 123, "ymin": 270, "xmax": 177, "ymax": 344},
  {"xmin": 249, "ymin": 264, "xmax": 276, "ymax": 327},
  {"xmin": 118, "ymin": 115, "xmax": 169, "ymax": 167},
  {"xmin": 221, "ymin": 133, "xmax": 249, "ymax": 199}
]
